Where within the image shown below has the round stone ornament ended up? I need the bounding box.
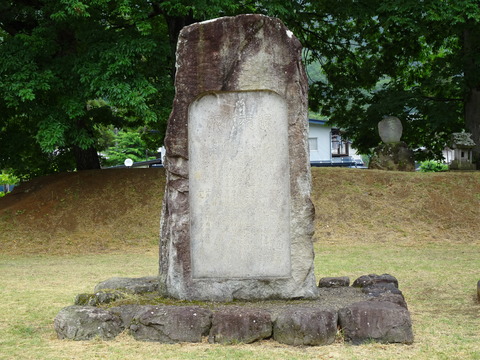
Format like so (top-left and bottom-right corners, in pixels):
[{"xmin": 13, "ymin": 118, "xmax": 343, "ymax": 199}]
[{"xmin": 378, "ymin": 116, "xmax": 403, "ymax": 143}]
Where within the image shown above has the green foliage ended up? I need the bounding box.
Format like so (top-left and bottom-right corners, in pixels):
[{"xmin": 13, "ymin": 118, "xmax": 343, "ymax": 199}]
[
  {"xmin": 2, "ymin": 0, "xmax": 480, "ymax": 176},
  {"xmin": 0, "ymin": 0, "xmax": 174, "ymax": 175},
  {"xmin": 0, "ymin": 170, "xmax": 19, "ymax": 195},
  {"xmin": 0, "ymin": 171, "xmax": 19, "ymax": 186},
  {"xmin": 101, "ymin": 129, "xmax": 156, "ymax": 167},
  {"xmin": 293, "ymin": 0, "xmax": 480, "ymax": 160},
  {"xmin": 419, "ymin": 160, "xmax": 449, "ymax": 173}
]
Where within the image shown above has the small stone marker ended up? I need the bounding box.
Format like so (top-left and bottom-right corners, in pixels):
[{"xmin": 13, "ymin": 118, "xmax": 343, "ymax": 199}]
[{"xmin": 159, "ymin": 14, "xmax": 317, "ymax": 301}]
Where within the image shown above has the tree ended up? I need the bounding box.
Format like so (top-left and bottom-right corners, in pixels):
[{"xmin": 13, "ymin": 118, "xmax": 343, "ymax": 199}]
[
  {"xmin": 286, "ymin": 1, "xmax": 480, "ymax": 164},
  {"xmin": 0, "ymin": 0, "xmax": 174, "ymax": 177},
  {"xmin": 3, "ymin": 0, "xmax": 479, "ymax": 177},
  {"xmin": 101, "ymin": 128, "xmax": 156, "ymax": 167}
]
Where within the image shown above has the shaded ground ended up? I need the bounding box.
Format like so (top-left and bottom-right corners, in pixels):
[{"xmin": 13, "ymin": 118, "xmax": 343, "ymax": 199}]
[
  {"xmin": 0, "ymin": 168, "xmax": 165, "ymax": 254},
  {"xmin": 0, "ymin": 167, "xmax": 479, "ymax": 255}
]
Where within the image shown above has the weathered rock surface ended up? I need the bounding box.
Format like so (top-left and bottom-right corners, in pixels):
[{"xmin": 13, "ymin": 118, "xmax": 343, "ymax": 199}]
[
  {"xmin": 94, "ymin": 276, "xmax": 158, "ymax": 294},
  {"xmin": 378, "ymin": 116, "xmax": 403, "ymax": 144},
  {"xmin": 75, "ymin": 291, "xmax": 125, "ymax": 306},
  {"xmin": 273, "ymin": 307, "xmax": 338, "ymax": 346},
  {"xmin": 338, "ymin": 301, "xmax": 414, "ymax": 344},
  {"xmin": 129, "ymin": 306, "xmax": 212, "ymax": 343},
  {"xmin": 369, "ymin": 142, "xmax": 415, "ymax": 171},
  {"xmin": 352, "ymin": 274, "xmax": 399, "ymax": 289},
  {"xmin": 54, "ymin": 306, "xmax": 123, "ymax": 340},
  {"xmin": 160, "ymin": 14, "xmax": 317, "ymax": 301},
  {"xmin": 109, "ymin": 305, "xmax": 145, "ymax": 328},
  {"xmin": 209, "ymin": 307, "xmax": 272, "ymax": 344},
  {"xmin": 318, "ymin": 277, "xmax": 350, "ymax": 288}
]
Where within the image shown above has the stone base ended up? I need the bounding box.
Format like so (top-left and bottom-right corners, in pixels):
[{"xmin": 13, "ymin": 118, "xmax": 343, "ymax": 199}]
[
  {"xmin": 369, "ymin": 142, "xmax": 415, "ymax": 172},
  {"xmin": 449, "ymin": 160, "xmax": 477, "ymax": 171},
  {"xmin": 54, "ymin": 274, "xmax": 414, "ymax": 346}
]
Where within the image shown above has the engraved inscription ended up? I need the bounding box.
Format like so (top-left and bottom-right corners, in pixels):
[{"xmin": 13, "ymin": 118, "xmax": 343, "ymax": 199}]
[{"xmin": 189, "ymin": 91, "xmax": 291, "ymax": 279}]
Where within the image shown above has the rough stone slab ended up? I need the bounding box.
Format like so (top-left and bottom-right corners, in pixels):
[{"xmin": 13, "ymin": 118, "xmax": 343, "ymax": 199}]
[
  {"xmin": 129, "ymin": 306, "xmax": 212, "ymax": 343},
  {"xmin": 367, "ymin": 293, "xmax": 408, "ymax": 309},
  {"xmin": 352, "ymin": 274, "xmax": 399, "ymax": 289},
  {"xmin": 208, "ymin": 307, "xmax": 272, "ymax": 344},
  {"xmin": 160, "ymin": 14, "xmax": 316, "ymax": 301},
  {"xmin": 54, "ymin": 306, "xmax": 123, "ymax": 340},
  {"xmin": 273, "ymin": 307, "xmax": 338, "ymax": 346},
  {"xmin": 318, "ymin": 277, "xmax": 350, "ymax": 288},
  {"xmin": 361, "ymin": 283, "xmax": 402, "ymax": 296},
  {"xmin": 94, "ymin": 276, "xmax": 158, "ymax": 294},
  {"xmin": 109, "ymin": 305, "xmax": 145, "ymax": 328},
  {"xmin": 338, "ymin": 301, "xmax": 414, "ymax": 345},
  {"xmin": 75, "ymin": 291, "xmax": 125, "ymax": 306}
]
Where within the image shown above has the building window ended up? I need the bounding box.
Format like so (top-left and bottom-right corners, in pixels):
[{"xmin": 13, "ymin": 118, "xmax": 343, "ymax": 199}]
[
  {"xmin": 308, "ymin": 137, "xmax": 318, "ymax": 151},
  {"xmin": 331, "ymin": 129, "xmax": 349, "ymax": 157}
]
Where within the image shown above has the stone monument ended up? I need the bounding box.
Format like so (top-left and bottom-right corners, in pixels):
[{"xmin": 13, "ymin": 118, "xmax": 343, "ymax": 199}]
[
  {"xmin": 369, "ymin": 116, "xmax": 415, "ymax": 171},
  {"xmin": 159, "ymin": 14, "xmax": 317, "ymax": 301}
]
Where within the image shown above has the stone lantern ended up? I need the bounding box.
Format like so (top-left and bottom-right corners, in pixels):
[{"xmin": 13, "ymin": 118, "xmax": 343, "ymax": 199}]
[{"xmin": 449, "ymin": 132, "xmax": 476, "ymax": 170}]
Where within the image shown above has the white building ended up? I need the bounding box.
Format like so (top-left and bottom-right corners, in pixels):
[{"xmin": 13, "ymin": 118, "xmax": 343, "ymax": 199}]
[{"xmin": 308, "ymin": 119, "xmax": 364, "ymax": 166}]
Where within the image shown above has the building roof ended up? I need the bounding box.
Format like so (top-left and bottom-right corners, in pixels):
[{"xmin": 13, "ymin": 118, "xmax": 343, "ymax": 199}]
[{"xmin": 309, "ymin": 119, "xmax": 328, "ymax": 125}]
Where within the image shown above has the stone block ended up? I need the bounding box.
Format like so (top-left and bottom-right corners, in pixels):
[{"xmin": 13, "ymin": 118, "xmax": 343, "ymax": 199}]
[
  {"xmin": 94, "ymin": 276, "xmax": 158, "ymax": 294},
  {"xmin": 338, "ymin": 301, "xmax": 414, "ymax": 344},
  {"xmin": 159, "ymin": 14, "xmax": 317, "ymax": 301},
  {"xmin": 129, "ymin": 306, "xmax": 212, "ymax": 343},
  {"xmin": 109, "ymin": 305, "xmax": 145, "ymax": 328},
  {"xmin": 54, "ymin": 306, "xmax": 123, "ymax": 340},
  {"xmin": 74, "ymin": 291, "xmax": 125, "ymax": 306},
  {"xmin": 273, "ymin": 307, "xmax": 338, "ymax": 346},
  {"xmin": 318, "ymin": 276, "xmax": 350, "ymax": 288},
  {"xmin": 352, "ymin": 274, "xmax": 399, "ymax": 289},
  {"xmin": 208, "ymin": 307, "xmax": 272, "ymax": 344}
]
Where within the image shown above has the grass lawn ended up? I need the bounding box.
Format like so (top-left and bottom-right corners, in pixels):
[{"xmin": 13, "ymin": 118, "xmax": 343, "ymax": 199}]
[
  {"xmin": 0, "ymin": 241, "xmax": 478, "ymax": 360},
  {"xmin": 1, "ymin": 168, "xmax": 479, "ymax": 359}
]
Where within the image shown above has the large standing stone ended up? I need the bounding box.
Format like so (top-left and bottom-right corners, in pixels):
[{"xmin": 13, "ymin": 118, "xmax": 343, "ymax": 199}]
[{"xmin": 160, "ymin": 14, "xmax": 316, "ymax": 301}]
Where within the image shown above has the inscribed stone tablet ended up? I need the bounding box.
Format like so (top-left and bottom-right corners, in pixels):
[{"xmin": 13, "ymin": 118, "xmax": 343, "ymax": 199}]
[
  {"xmin": 159, "ymin": 14, "xmax": 318, "ymax": 301},
  {"xmin": 189, "ymin": 91, "xmax": 290, "ymax": 279}
]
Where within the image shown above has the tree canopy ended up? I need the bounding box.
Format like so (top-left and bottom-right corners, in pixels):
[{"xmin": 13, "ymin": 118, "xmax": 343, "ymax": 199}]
[
  {"xmin": 0, "ymin": 0, "xmax": 175, "ymax": 177},
  {"xmin": 295, "ymin": 0, "xmax": 480, "ymax": 164},
  {"xmin": 1, "ymin": 0, "xmax": 480, "ymax": 178}
]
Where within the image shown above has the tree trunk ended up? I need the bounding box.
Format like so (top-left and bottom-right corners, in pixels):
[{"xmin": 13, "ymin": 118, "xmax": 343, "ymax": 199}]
[
  {"xmin": 73, "ymin": 145, "xmax": 101, "ymax": 171},
  {"xmin": 463, "ymin": 26, "xmax": 480, "ymax": 169},
  {"xmin": 465, "ymin": 87, "xmax": 480, "ymax": 169},
  {"xmin": 164, "ymin": 13, "xmax": 197, "ymax": 79}
]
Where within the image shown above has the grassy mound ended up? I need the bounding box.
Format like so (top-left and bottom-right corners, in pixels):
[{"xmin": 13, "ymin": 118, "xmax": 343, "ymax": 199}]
[{"xmin": 0, "ymin": 167, "xmax": 479, "ymax": 255}]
